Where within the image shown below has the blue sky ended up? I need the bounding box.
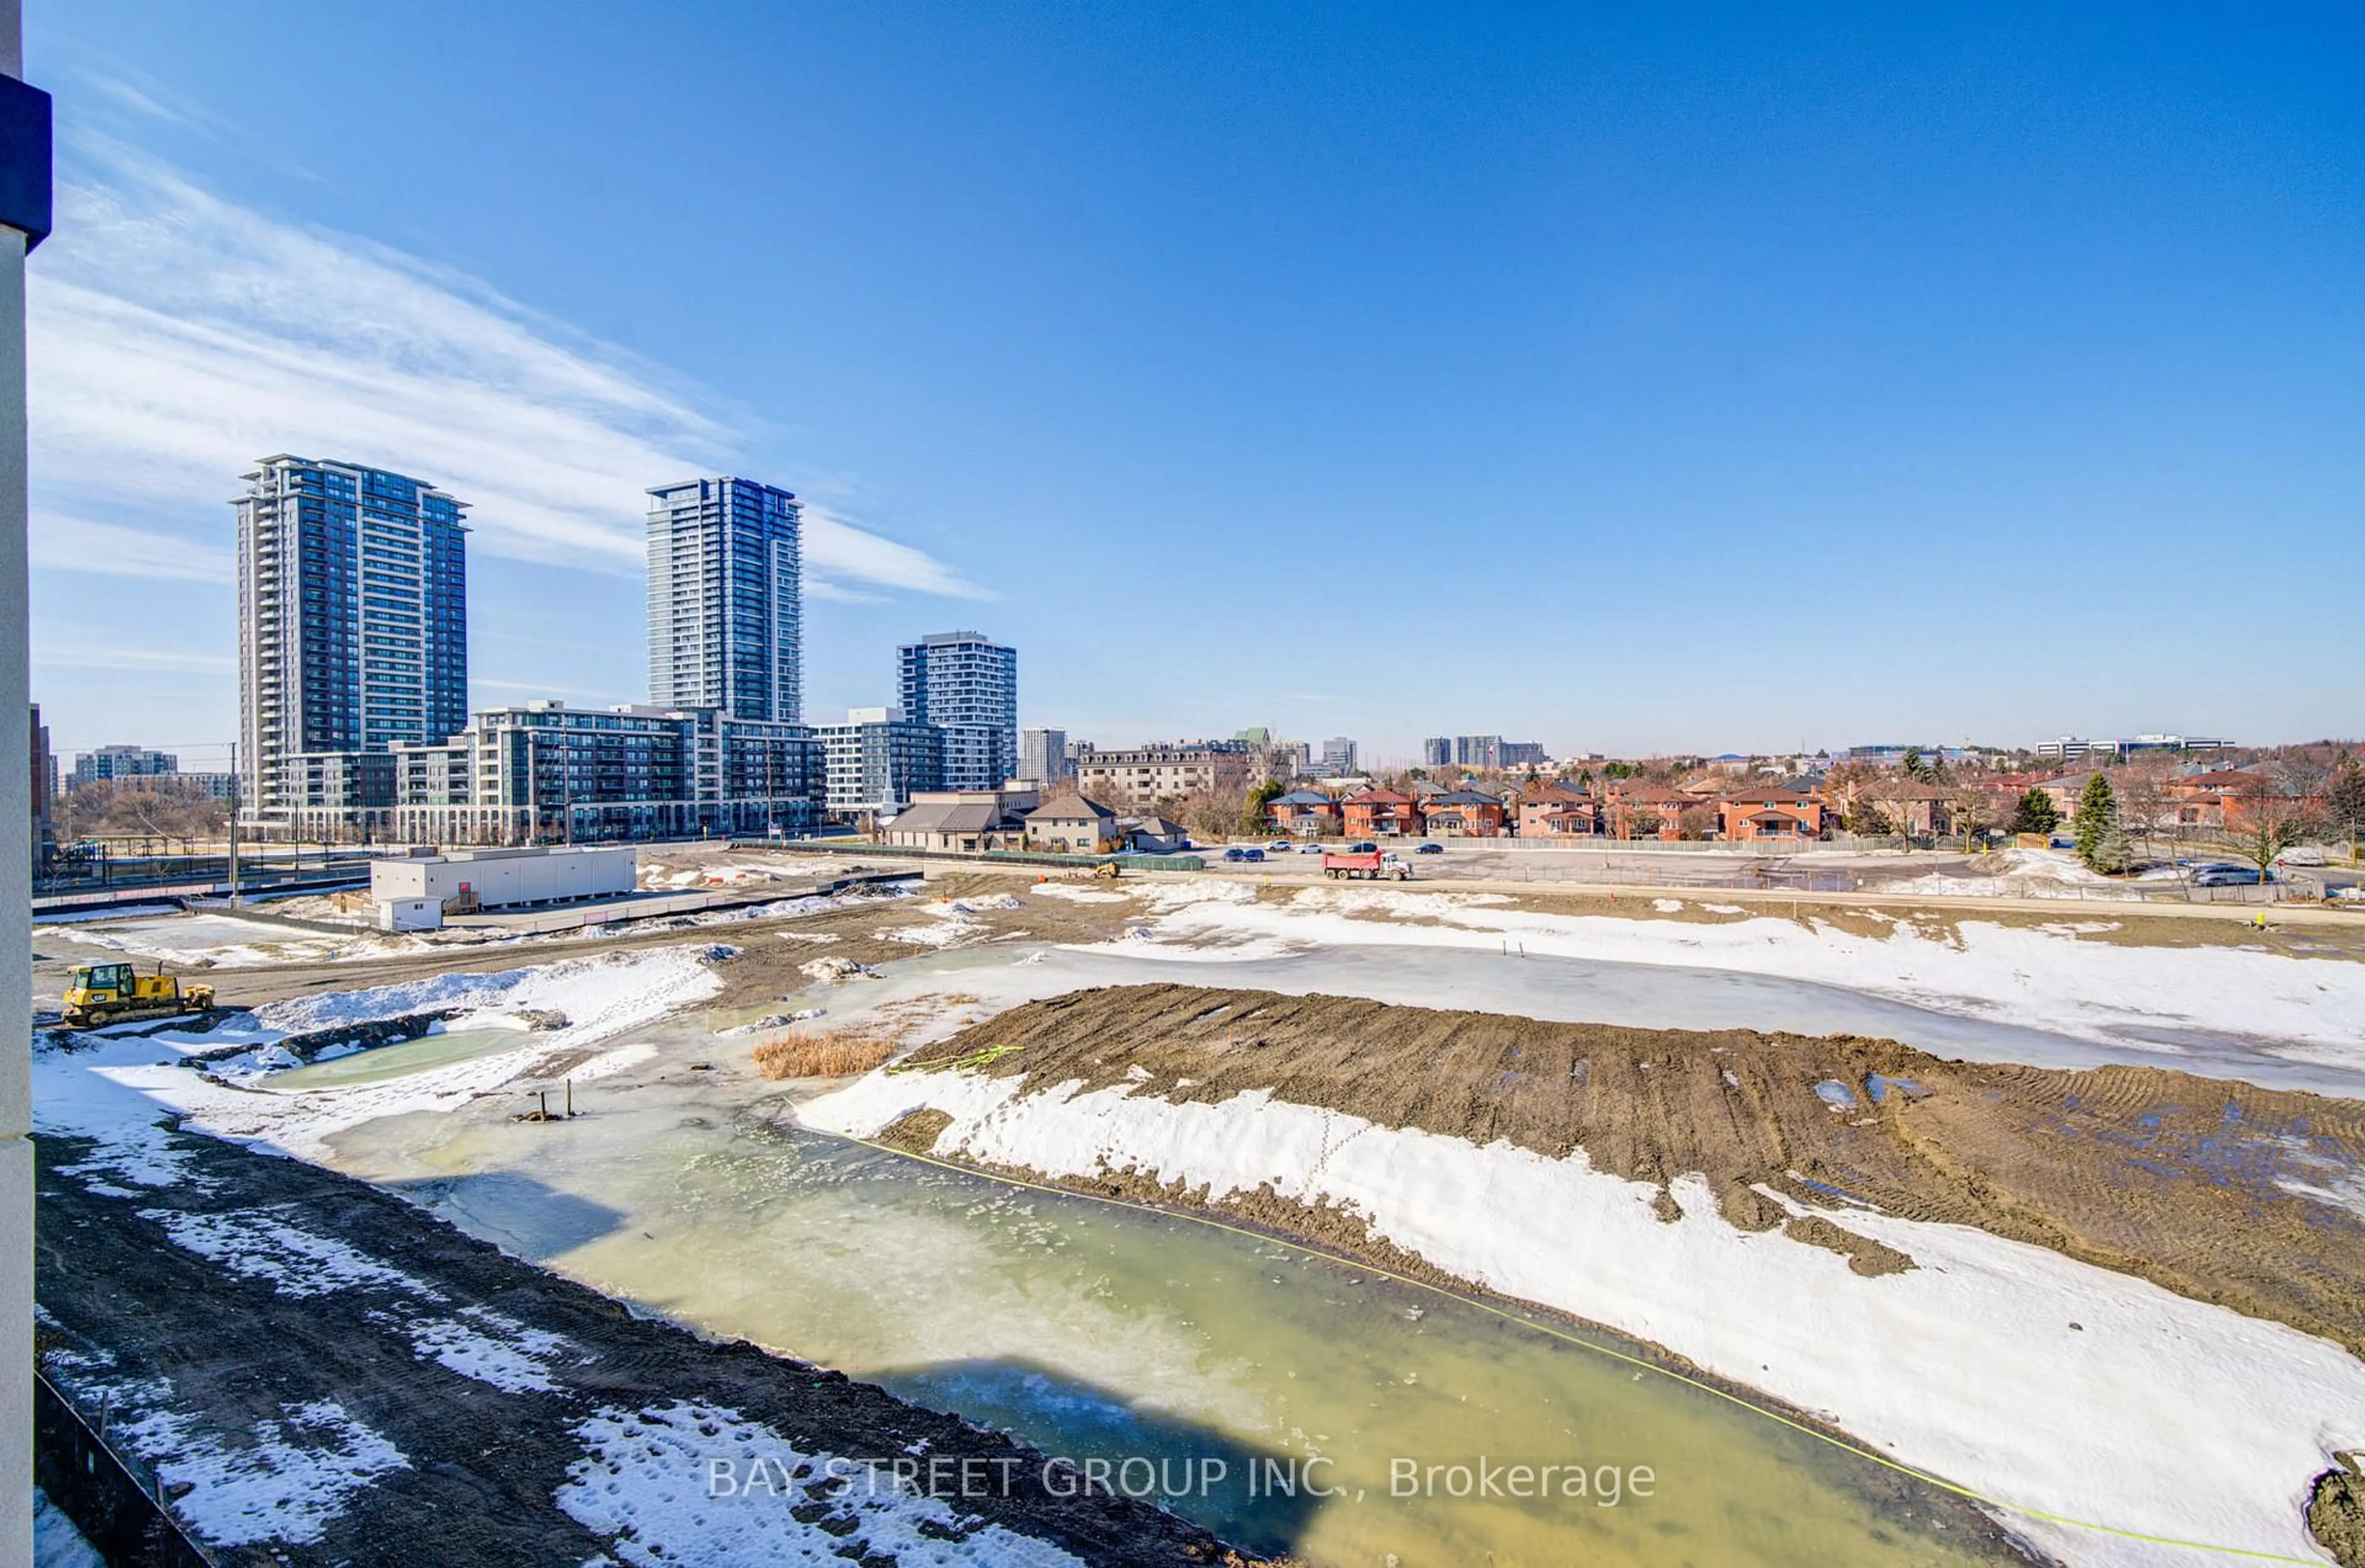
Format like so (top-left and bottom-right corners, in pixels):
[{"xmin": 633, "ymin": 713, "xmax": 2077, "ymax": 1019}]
[{"xmin": 23, "ymin": 3, "xmax": 2364, "ymax": 769}]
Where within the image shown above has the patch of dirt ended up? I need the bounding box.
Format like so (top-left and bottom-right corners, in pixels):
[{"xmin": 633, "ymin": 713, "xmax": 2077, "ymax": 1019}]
[
  {"xmin": 1784, "ymin": 1214, "xmax": 1914, "ymax": 1276},
  {"xmin": 874, "ymin": 1108, "xmax": 954, "ymax": 1153},
  {"xmin": 2311, "ymin": 1464, "xmax": 2365, "ymax": 1567},
  {"xmin": 902, "ymin": 984, "xmax": 2365, "ymax": 1357}
]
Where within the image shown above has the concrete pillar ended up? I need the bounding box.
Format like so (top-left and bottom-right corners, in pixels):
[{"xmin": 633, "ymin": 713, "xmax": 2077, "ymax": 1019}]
[{"xmin": 1, "ymin": 1, "xmax": 33, "ymax": 1562}]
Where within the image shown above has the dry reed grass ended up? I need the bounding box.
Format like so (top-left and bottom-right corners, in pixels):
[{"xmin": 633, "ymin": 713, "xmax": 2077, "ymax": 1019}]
[{"xmin": 752, "ymin": 1030, "xmax": 898, "ymax": 1079}]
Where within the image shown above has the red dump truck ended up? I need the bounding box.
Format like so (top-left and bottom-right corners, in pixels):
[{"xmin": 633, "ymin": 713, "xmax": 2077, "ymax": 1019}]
[{"xmin": 1323, "ymin": 849, "xmax": 1411, "ymax": 881}]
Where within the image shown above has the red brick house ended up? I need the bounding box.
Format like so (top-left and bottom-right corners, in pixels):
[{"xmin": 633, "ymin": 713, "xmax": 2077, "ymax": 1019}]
[
  {"xmin": 1716, "ymin": 785, "xmax": 1825, "ymax": 843},
  {"xmin": 1266, "ymin": 790, "xmax": 1341, "ymax": 837},
  {"xmin": 1341, "ymin": 788, "xmax": 1422, "ymax": 839},
  {"xmin": 2169, "ymin": 769, "xmax": 2263, "ymax": 831},
  {"xmin": 1516, "ymin": 783, "xmax": 1597, "ymax": 839},
  {"xmin": 1606, "ymin": 783, "xmax": 1689, "ymax": 841},
  {"xmin": 1422, "ymin": 788, "xmax": 1507, "ymax": 837}
]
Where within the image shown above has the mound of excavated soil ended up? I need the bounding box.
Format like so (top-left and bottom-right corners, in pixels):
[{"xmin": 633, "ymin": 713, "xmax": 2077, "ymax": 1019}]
[{"xmin": 900, "ymin": 984, "xmax": 2365, "ymax": 1361}]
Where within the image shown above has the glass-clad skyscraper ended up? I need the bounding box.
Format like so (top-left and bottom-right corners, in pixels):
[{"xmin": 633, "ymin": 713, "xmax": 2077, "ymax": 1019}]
[
  {"xmin": 898, "ymin": 630, "xmax": 1017, "ymax": 791},
  {"xmin": 235, "ymin": 455, "xmax": 468, "ymax": 818},
  {"xmin": 646, "ymin": 477, "xmax": 802, "ymax": 724}
]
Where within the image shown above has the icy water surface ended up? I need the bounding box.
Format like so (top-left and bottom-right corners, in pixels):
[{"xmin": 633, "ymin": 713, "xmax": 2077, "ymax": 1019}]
[
  {"xmin": 267, "ymin": 1026, "xmax": 539, "ymax": 1089},
  {"xmin": 328, "ymin": 1060, "xmax": 2013, "ymax": 1567}
]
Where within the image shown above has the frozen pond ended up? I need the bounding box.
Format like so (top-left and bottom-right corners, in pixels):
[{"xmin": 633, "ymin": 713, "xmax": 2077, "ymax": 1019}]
[
  {"xmin": 326, "ymin": 1059, "xmax": 2012, "ymax": 1566},
  {"xmin": 268, "ymin": 1025, "xmax": 540, "ymax": 1089}
]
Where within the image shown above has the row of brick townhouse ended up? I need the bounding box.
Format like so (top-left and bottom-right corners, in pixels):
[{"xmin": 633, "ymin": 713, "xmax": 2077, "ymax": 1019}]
[{"xmin": 1266, "ymin": 778, "xmax": 1839, "ymax": 841}]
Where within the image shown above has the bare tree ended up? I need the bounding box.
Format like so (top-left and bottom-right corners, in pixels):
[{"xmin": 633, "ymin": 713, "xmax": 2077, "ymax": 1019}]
[
  {"xmin": 2230, "ymin": 769, "xmax": 2314, "ymax": 884},
  {"xmin": 1869, "ymin": 774, "xmax": 1940, "ymax": 851},
  {"xmin": 1943, "ymin": 781, "xmax": 1998, "ymax": 850},
  {"xmin": 2112, "ymin": 764, "xmax": 2176, "ymax": 865}
]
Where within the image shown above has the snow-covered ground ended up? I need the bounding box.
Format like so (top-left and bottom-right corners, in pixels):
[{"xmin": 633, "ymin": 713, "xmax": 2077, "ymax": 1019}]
[
  {"xmin": 556, "ymin": 1402, "xmax": 1085, "ymax": 1567},
  {"xmin": 1877, "ymin": 847, "xmax": 2195, "ymax": 900},
  {"xmin": 39, "ymin": 910, "xmax": 437, "ymax": 968},
  {"xmin": 33, "ymin": 945, "xmax": 727, "ymax": 1162},
  {"xmin": 1086, "ymin": 880, "xmax": 2365, "ymax": 1072},
  {"xmin": 42, "ymin": 1339, "xmax": 411, "ymax": 1550},
  {"xmin": 806, "ymin": 1068, "xmax": 2365, "ymax": 1568}
]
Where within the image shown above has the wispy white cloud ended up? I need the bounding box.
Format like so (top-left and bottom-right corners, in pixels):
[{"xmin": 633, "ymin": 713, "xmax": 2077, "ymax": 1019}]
[
  {"xmin": 79, "ymin": 75, "xmax": 193, "ymax": 128},
  {"xmin": 35, "ymin": 642, "xmax": 235, "ymax": 674},
  {"xmin": 30, "ymin": 511, "xmax": 235, "ymax": 583},
  {"xmin": 28, "ymin": 139, "xmax": 987, "ymax": 599}
]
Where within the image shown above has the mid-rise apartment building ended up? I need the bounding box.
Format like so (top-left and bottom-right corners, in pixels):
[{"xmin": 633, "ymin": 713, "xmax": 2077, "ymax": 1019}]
[
  {"xmin": 647, "ymin": 477, "xmax": 803, "ymax": 724},
  {"xmin": 1319, "ymin": 737, "xmax": 1358, "ymax": 774},
  {"xmin": 1020, "ymin": 726, "xmax": 1072, "ymax": 786},
  {"xmin": 818, "ymin": 706, "xmax": 947, "ymax": 817},
  {"xmin": 70, "ymin": 744, "xmax": 176, "ymax": 785},
  {"xmin": 1072, "ymin": 740, "xmax": 1253, "ymax": 808},
  {"xmin": 897, "ymin": 630, "xmax": 1016, "ymax": 790},
  {"xmin": 236, "ymin": 455, "xmax": 468, "ymax": 822},
  {"xmin": 293, "ymin": 700, "xmax": 826, "ymax": 844}
]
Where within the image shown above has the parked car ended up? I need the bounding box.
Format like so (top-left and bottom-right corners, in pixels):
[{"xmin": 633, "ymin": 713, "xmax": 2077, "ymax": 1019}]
[
  {"xmin": 1348, "ymin": 841, "xmax": 1378, "ymax": 854},
  {"xmin": 1266, "ymin": 840, "xmax": 1294, "ymax": 852},
  {"xmin": 2274, "ymin": 846, "xmax": 2327, "ymax": 867},
  {"xmin": 1221, "ymin": 847, "xmax": 1247, "ymax": 862},
  {"xmin": 2191, "ymin": 865, "xmax": 2275, "ymax": 887},
  {"xmin": 1296, "ymin": 843, "xmax": 1324, "ymax": 854},
  {"xmin": 1415, "ymin": 841, "xmax": 1444, "ymax": 854},
  {"xmin": 1238, "ymin": 847, "xmax": 1266, "ymax": 862}
]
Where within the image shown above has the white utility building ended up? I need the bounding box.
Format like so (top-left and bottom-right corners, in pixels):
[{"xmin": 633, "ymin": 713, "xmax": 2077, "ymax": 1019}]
[{"xmin": 371, "ymin": 845, "xmax": 636, "ymax": 929}]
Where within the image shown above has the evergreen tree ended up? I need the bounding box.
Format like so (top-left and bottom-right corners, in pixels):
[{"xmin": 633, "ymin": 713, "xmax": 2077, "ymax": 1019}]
[
  {"xmin": 2010, "ymin": 787, "xmax": 2059, "ymax": 836},
  {"xmin": 1242, "ymin": 778, "xmax": 1285, "ymax": 835},
  {"xmin": 1901, "ymin": 747, "xmax": 1934, "ymax": 782},
  {"xmin": 1846, "ymin": 794, "xmax": 1891, "ymax": 836},
  {"xmin": 2073, "ymin": 773, "xmax": 2127, "ymax": 872}
]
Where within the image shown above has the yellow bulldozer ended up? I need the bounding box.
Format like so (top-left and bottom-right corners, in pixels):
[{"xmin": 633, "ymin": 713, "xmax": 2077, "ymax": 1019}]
[{"xmin": 62, "ymin": 961, "xmax": 216, "ymax": 1029}]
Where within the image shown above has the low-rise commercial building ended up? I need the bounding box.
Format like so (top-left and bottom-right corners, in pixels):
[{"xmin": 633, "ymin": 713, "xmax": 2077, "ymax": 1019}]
[
  {"xmin": 882, "ymin": 788, "xmax": 1038, "ymax": 852},
  {"xmin": 371, "ymin": 844, "xmax": 636, "ymax": 913}
]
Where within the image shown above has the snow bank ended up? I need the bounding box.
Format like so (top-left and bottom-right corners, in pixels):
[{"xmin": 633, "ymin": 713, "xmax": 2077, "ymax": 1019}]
[
  {"xmin": 1105, "ymin": 883, "xmax": 2365, "ymax": 1060},
  {"xmin": 805, "ymin": 1070, "xmax": 2365, "ymax": 1568},
  {"xmin": 255, "ymin": 946, "xmax": 720, "ymax": 1048},
  {"xmin": 556, "ymin": 1402, "xmax": 1085, "ymax": 1568}
]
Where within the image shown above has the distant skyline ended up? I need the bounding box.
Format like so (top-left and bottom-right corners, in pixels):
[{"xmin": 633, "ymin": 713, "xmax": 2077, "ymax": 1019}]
[{"xmin": 22, "ymin": 4, "xmax": 2364, "ymax": 764}]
